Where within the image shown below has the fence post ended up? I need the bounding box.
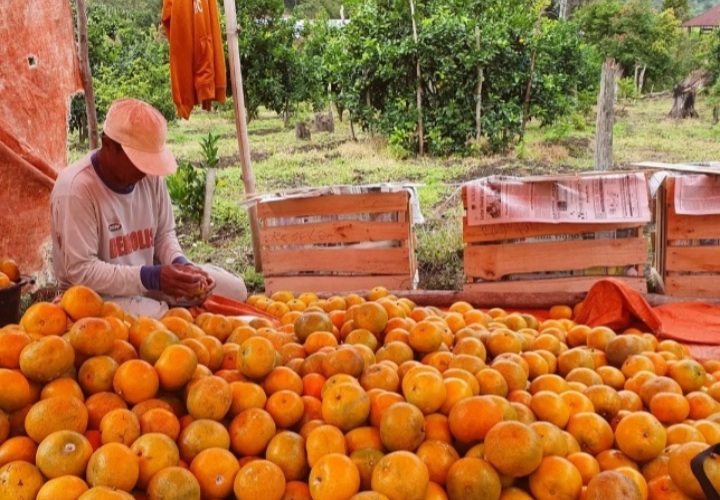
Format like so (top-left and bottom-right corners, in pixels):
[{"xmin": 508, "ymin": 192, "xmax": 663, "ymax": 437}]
[{"xmin": 595, "ymin": 58, "xmax": 617, "ymax": 171}]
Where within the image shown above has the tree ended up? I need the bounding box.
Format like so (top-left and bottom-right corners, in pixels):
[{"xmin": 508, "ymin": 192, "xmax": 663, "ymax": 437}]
[
  {"xmin": 663, "ymin": 0, "xmax": 689, "ymax": 21},
  {"xmin": 574, "ymin": 0, "xmax": 681, "ymax": 92}
]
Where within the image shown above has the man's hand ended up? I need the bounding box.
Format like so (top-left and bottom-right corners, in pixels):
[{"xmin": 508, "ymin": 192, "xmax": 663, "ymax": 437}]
[{"xmin": 159, "ymin": 264, "xmax": 214, "ymax": 299}]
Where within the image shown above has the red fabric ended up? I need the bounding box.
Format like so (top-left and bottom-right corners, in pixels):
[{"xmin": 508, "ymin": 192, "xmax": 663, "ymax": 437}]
[
  {"xmin": 0, "ymin": 0, "xmax": 82, "ymax": 274},
  {"xmin": 191, "ymin": 294, "xmax": 280, "ymax": 325},
  {"xmin": 576, "ymin": 278, "xmax": 720, "ymax": 361}
]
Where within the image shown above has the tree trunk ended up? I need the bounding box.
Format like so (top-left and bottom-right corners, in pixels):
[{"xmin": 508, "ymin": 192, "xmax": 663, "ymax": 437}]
[
  {"xmin": 409, "ymin": 0, "xmax": 424, "ymax": 156},
  {"xmin": 669, "ymin": 69, "xmax": 712, "ymax": 119},
  {"xmin": 595, "ymin": 59, "xmax": 617, "ymax": 171},
  {"xmin": 76, "ymin": 0, "xmax": 99, "ymax": 149},
  {"xmin": 638, "ymin": 65, "xmax": 647, "ymax": 95},
  {"xmin": 475, "ymin": 26, "xmax": 483, "ymax": 143}
]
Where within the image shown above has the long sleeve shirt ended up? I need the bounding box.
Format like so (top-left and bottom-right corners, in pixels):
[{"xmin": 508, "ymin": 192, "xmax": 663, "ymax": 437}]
[{"xmin": 51, "ymin": 153, "xmax": 185, "ymax": 296}]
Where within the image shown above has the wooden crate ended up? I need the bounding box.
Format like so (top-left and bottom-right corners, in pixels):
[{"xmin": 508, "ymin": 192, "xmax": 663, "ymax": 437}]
[
  {"xmin": 462, "ymin": 186, "xmax": 649, "ymax": 293},
  {"xmin": 257, "ymin": 189, "xmax": 416, "ymax": 294},
  {"xmin": 655, "ymin": 176, "xmax": 720, "ymax": 297}
]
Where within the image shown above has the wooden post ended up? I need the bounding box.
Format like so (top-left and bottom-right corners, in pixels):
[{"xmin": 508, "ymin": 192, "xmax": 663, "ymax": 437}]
[
  {"xmin": 201, "ymin": 168, "xmax": 217, "ymax": 242},
  {"xmin": 475, "ymin": 26, "xmax": 483, "ymax": 143},
  {"xmin": 76, "ymin": 0, "xmax": 99, "ymax": 149},
  {"xmin": 223, "ymin": 0, "xmax": 263, "ymax": 271},
  {"xmin": 558, "ymin": 0, "xmax": 568, "ymax": 20},
  {"xmin": 521, "ymin": 6, "xmax": 545, "ymax": 130},
  {"xmin": 595, "ymin": 58, "xmax": 616, "ymax": 171},
  {"xmin": 409, "ymin": 0, "xmax": 424, "ymax": 156}
]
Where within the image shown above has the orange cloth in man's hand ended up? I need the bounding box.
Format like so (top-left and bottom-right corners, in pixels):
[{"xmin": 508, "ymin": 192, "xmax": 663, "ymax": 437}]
[
  {"xmin": 162, "ymin": 0, "xmax": 227, "ymax": 119},
  {"xmin": 576, "ymin": 278, "xmax": 720, "ymax": 361}
]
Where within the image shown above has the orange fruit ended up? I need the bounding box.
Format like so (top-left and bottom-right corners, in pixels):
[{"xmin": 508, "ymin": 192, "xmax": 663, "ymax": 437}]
[
  {"xmin": 138, "ymin": 329, "xmax": 179, "ymax": 364},
  {"xmin": 36, "ymin": 475, "xmax": 89, "ymax": 500},
  {"xmin": 237, "ymin": 336, "xmax": 277, "ymax": 379},
  {"xmin": 86, "ymin": 442, "xmax": 139, "ymax": 491},
  {"xmin": 650, "ymin": 392, "xmax": 690, "ymax": 424},
  {"xmin": 113, "ymin": 359, "xmax": 159, "ymax": 405},
  {"xmin": 265, "ymin": 430, "xmax": 309, "ymax": 481},
  {"xmin": 448, "ymin": 396, "xmax": 503, "ymax": 444},
  {"xmin": 0, "ymin": 369, "xmax": 31, "ymax": 412},
  {"xmin": 445, "ymin": 457, "xmax": 501, "ymax": 500},
  {"xmin": 138, "ymin": 408, "xmax": 181, "ymax": 441},
  {"xmin": 309, "ymin": 452, "xmax": 361, "ymax": 500},
  {"xmin": 177, "ymin": 419, "xmax": 230, "ymax": 464},
  {"xmin": 85, "ymin": 392, "xmax": 127, "ymax": 430},
  {"xmin": 186, "ymin": 375, "xmax": 232, "ymax": 421},
  {"xmin": 565, "ymin": 412, "xmax": 614, "ymax": 456},
  {"xmin": 19, "ymin": 335, "xmax": 75, "ymax": 383},
  {"xmin": 321, "ymin": 382, "xmax": 370, "ymax": 433},
  {"xmin": 0, "ymin": 460, "xmax": 45, "ymax": 499},
  {"xmin": 146, "ymin": 466, "xmax": 201, "ymax": 499},
  {"xmin": 229, "ymin": 381, "xmax": 267, "ymax": 416},
  {"xmin": 190, "ymin": 447, "xmax": 240, "ymax": 498},
  {"xmin": 294, "ymin": 311, "xmax": 334, "ymax": 343},
  {"xmin": 585, "ymin": 469, "xmax": 642, "ymax": 499},
  {"xmin": 668, "ymin": 358, "xmax": 706, "ymax": 394},
  {"xmin": 234, "ymin": 459, "xmax": 286, "ymax": 500},
  {"xmin": 484, "ymin": 421, "xmax": 543, "ymax": 477},
  {"xmin": 228, "ymin": 408, "xmax": 277, "ymax": 456},
  {"xmin": 346, "ymin": 302, "xmax": 389, "ymax": 335},
  {"xmin": 99, "ymin": 408, "xmax": 140, "ymax": 446},
  {"xmin": 0, "ymin": 329, "xmax": 32, "ymax": 369},
  {"xmin": 305, "ymin": 424, "xmax": 347, "ymax": 468},
  {"xmin": 68, "ymin": 317, "xmax": 115, "ymax": 356},
  {"xmin": 25, "ymin": 396, "xmax": 89, "ymax": 444},
  {"xmin": 130, "ymin": 432, "xmax": 180, "ymax": 489},
  {"xmin": 154, "ymin": 343, "xmax": 198, "ymax": 391},
  {"xmin": 668, "ymin": 442, "xmax": 720, "ymax": 499},
  {"xmin": 371, "ymin": 450, "xmax": 430, "ymax": 500},
  {"xmin": 528, "ymin": 455, "xmax": 583, "ymax": 500},
  {"xmin": 0, "ymin": 436, "xmax": 37, "ymax": 466},
  {"xmin": 36, "ymin": 430, "xmax": 93, "ymax": 478},
  {"xmin": 379, "ymin": 401, "xmax": 426, "ymax": 452},
  {"xmin": 615, "ymin": 412, "xmax": 667, "ymax": 462},
  {"xmin": 78, "ymin": 356, "xmax": 119, "ymax": 395},
  {"xmin": 60, "ymin": 285, "xmax": 104, "ymax": 321},
  {"xmin": 415, "ymin": 440, "xmax": 459, "ymax": 486},
  {"xmin": 20, "ymin": 302, "xmax": 68, "ymax": 336}
]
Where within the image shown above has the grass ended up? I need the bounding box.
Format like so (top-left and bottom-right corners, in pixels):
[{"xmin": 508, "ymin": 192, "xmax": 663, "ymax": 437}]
[{"xmin": 69, "ymin": 95, "xmax": 720, "ymax": 293}]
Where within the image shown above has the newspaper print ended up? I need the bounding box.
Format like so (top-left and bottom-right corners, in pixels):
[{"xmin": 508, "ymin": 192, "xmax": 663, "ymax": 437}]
[
  {"xmin": 674, "ymin": 174, "xmax": 720, "ymax": 215},
  {"xmin": 465, "ymin": 173, "xmax": 651, "ymax": 226}
]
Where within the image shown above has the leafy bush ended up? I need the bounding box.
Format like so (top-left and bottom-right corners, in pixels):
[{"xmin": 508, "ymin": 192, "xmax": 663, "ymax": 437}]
[{"xmin": 167, "ymin": 133, "xmax": 220, "ymax": 226}]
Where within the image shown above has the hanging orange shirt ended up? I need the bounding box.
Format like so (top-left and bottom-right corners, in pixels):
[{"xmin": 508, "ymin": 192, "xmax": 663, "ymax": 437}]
[{"xmin": 162, "ymin": 0, "xmax": 227, "ymax": 119}]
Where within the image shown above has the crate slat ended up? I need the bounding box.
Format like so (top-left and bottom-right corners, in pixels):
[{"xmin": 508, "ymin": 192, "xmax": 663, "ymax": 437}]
[
  {"xmin": 664, "ymin": 276, "xmax": 720, "ymax": 298},
  {"xmin": 463, "ymin": 220, "xmax": 642, "ymax": 244},
  {"xmin": 464, "ymin": 237, "xmax": 647, "ymax": 281},
  {"xmin": 260, "ymin": 220, "xmax": 410, "ymax": 247},
  {"xmin": 666, "ymin": 246, "xmax": 720, "ymax": 273},
  {"xmin": 666, "ymin": 213, "xmax": 720, "ymax": 240},
  {"xmin": 463, "ymin": 276, "xmax": 647, "ymax": 293},
  {"xmin": 264, "ymin": 274, "xmax": 414, "ymax": 295},
  {"xmin": 263, "ymin": 247, "xmax": 410, "ymax": 275},
  {"xmin": 257, "ymin": 191, "xmax": 409, "ymax": 219}
]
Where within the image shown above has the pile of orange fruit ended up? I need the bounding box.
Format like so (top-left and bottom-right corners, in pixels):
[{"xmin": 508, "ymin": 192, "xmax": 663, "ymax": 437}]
[
  {"xmin": 0, "ymin": 284, "xmax": 719, "ymax": 499},
  {"xmin": 0, "ymin": 258, "xmax": 21, "ymax": 288}
]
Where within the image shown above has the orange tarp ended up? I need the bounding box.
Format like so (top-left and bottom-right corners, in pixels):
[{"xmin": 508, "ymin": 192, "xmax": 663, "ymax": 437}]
[{"xmin": 0, "ymin": 0, "xmax": 82, "ymax": 274}]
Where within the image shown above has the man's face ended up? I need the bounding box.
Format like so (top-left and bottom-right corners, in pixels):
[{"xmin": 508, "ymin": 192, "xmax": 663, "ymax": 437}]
[{"xmin": 105, "ymin": 137, "xmax": 147, "ymax": 187}]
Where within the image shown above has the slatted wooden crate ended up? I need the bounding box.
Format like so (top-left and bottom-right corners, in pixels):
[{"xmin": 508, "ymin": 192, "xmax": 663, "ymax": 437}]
[
  {"xmin": 462, "ymin": 185, "xmax": 649, "ymax": 293},
  {"xmin": 655, "ymin": 176, "xmax": 720, "ymax": 297},
  {"xmin": 257, "ymin": 189, "xmax": 416, "ymax": 294}
]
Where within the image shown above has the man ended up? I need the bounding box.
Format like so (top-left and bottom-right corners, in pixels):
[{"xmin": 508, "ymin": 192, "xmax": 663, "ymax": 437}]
[{"xmin": 51, "ymin": 98, "xmax": 247, "ymax": 318}]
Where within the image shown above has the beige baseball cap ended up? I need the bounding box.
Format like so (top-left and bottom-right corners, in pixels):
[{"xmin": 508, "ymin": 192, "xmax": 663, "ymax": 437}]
[{"xmin": 103, "ymin": 98, "xmax": 178, "ymax": 176}]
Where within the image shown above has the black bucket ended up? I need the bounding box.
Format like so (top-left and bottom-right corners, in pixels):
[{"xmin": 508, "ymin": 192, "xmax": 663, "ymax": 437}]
[{"xmin": 0, "ymin": 277, "xmax": 28, "ymax": 327}]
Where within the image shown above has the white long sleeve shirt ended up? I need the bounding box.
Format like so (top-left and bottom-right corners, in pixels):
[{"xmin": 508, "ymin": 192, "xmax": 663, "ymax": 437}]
[{"xmin": 51, "ymin": 153, "xmax": 185, "ymax": 296}]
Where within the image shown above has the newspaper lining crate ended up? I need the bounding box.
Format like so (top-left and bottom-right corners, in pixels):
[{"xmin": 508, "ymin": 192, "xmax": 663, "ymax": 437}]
[
  {"xmin": 461, "ymin": 184, "xmax": 649, "ymax": 294},
  {"xmin": 655, "ymin": 175, "xmax": 720, "ymax": 297},
  {"xmin": 257, "ymin": 188, "xmax": 416, "ymax": 294}
]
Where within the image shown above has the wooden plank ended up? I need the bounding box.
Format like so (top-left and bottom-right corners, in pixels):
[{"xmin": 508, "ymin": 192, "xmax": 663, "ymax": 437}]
[
  {"xmin": 259, "ymin": 220, "xmax": 410, "ymax": 247},
  {"xmin": 665, "ymin": 275, "xmax": 720, "ymax": 298},
  {"xmin": 666, "ymin": 213, "xmax": 720, "ymax": 240},
  {"xmin": 666, "ymin": 246, "xmax": 720, "ymax": 272},
  {"xmin": 464, "ymin": 276, "xmax": 647, "ymax": 294},
  {"xmin": 264, "ymin": 274, "xmax": 414, "ymax": 294},
  {"xmin": 464, "ymin": 237, "xmax": 647, "ymax": 280},
  {"xmin": 257, "ymin": 191, "xmax": 409, "ymax": 219},
  {"xmin": 463, "ymin": 220, "xmax": 641, "ymax": 243},
  {"xmin": 263, "ymin": 247, "xmax": 410, "ymax": 275}
]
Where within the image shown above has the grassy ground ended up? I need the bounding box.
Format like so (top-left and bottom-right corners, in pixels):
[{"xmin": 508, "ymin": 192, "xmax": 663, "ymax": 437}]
[{"xmin": 70, "ymin": 95, "xmax": 720, "ymax": 293}]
